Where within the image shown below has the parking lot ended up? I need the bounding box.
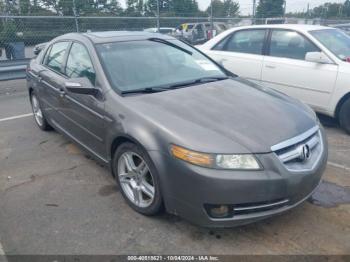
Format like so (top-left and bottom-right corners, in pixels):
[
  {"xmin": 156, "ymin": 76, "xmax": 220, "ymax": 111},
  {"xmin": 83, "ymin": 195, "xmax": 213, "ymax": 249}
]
[{"xmin": 0, "ymin": 79, "xmax": 349, "ymax": 256}]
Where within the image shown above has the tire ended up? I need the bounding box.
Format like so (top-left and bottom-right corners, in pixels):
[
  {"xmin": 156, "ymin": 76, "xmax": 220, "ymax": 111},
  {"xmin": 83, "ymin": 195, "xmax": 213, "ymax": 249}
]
[
  {"xmin": 113, "ymin": 142, "xmax": 163, "ymax": 215},
  {"xmin": 30, "ymin": 91, "xmax": 52, "ymax": 131},
  {"xmin": 339, "ymin": 98, "xmax": 350, "ymax": 135}
]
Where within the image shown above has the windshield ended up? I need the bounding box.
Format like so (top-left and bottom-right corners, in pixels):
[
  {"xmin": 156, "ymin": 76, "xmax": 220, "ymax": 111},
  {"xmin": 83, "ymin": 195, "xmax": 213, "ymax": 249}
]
[
  {"xmin": 96, "ymin": 39, "xmax": 226, "ymax": 93},
  {"xmin": 310, "ymin": 29, "xmax": 350, "ymax": 60}
]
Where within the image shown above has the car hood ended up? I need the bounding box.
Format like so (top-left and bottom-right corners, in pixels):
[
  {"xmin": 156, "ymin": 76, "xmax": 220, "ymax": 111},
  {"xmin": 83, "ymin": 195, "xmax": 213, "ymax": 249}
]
[{"xmin": 123, "ymin": 78, "xmax": 317, "ymax": 154}]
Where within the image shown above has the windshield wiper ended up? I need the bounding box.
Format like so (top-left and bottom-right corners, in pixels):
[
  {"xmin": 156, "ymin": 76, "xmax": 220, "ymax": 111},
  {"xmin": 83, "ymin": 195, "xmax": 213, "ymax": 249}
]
[
  {"xmin": 169, "ymin": 76, "xmax": 229, "ymax": 89},
  {"xmin": 121, "ymin": 77, "xmax": 229, "ymax": 95},
  {"xmin": 148, "ymin": 37, "xmax": 193, "ymax": 55},
  {"xmin": 121, "ymin": 87, "xmax": 169, "ymax": 95}
]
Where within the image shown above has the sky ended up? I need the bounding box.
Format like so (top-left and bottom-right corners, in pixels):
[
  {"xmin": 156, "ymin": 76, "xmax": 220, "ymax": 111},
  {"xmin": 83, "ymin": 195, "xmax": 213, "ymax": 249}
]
[{"xmin": 120, "ymin": 0, "xmax": 346, "ymax": 15}]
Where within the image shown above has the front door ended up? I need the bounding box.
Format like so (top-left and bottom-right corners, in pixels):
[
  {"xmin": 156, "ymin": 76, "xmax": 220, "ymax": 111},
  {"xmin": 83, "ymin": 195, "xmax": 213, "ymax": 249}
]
[{"xmin": 60, "ymin": 42, "xmax": 106, "ymax": 160}]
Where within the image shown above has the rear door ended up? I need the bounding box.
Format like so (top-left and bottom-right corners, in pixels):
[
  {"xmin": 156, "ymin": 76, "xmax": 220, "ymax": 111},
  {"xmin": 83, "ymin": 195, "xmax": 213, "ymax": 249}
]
[
  {"xmin": 261, "ymin": 29, "xmax": 338, "ymax": 110},
  {"xmin": 39, "ymin": 41, "xmax": 71, "ymax": 125},
  {"xmin": 205, "ymin": 29, "xmax": 267, "ymax": 84}
]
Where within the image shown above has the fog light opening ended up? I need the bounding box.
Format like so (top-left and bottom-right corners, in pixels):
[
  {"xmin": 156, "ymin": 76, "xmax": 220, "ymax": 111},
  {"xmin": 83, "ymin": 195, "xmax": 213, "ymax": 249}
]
[{"xmin": 208, "ymin": 204, "xmax": 231, "ymax": 219}]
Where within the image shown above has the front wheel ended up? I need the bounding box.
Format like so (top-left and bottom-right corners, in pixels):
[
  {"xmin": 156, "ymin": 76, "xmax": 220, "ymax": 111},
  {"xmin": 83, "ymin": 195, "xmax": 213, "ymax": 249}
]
[
  {"xmin": 113, "ymin": 142, "xmax": 163, "ymax": 215},
  {"xmin": 339, "ymin": 98, "xmax": 350, "ymax": 135}
]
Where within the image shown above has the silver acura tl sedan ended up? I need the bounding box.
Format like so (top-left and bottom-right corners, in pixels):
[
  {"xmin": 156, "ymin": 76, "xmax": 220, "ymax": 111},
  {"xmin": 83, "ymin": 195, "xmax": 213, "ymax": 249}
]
[{"xmin": 27, "ymin": 31, "xmax": 328, "ymax": 227}]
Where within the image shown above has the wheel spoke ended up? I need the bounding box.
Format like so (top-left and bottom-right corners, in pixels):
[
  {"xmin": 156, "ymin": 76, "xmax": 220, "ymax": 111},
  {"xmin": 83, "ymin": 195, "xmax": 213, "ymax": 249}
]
[
  {"xmin": 119, "ymin": 173, "xmax": 132, "ymax": 185},
  {"xmin": 140, "ymin": 181, "xmax": 155, "ymax": 199},
  {"xmin": 137, "ymin": 161, "xmax": 149, "ymax": 177},
  {"xmin": 32, "ymin": 96, "xmax": 43, "ymax": 126},
  {"xmin": 123, "ymin": 153, "xmax": 137, "ymax": 172},
  {"xmin": 36, "ymin": 110, "xmax": 43, "ymax": 119},
  {"xmin": 132, "ymin": 186, "xmax": 143, "ymax": 204},
  {"xmin": 32, "ymin": 98, "xmax": 37, "ymax": 108}
]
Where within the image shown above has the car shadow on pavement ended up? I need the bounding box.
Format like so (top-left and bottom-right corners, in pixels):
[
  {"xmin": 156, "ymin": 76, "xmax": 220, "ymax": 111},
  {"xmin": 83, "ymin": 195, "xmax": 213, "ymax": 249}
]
[{"xmin": 317, "ymin": 113, "xmax": 339, "ymax": 128}]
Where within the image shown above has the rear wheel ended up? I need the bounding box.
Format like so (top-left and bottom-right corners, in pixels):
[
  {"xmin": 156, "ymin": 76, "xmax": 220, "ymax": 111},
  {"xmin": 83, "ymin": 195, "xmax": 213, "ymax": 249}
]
[
  {"xmin": 113, "ymin": 142, "xmax": 163, "ymax": 215},
  {"xmin": 339, "ymin": 98, "xmax": 350, "ymax": 134},
  {"xmin": 30, "ymin": 91, "xmax": 51, "ymax": 131}
]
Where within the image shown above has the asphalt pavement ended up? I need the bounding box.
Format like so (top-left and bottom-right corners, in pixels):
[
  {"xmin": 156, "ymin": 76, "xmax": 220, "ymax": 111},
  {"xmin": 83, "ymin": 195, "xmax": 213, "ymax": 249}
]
[{"xmin": 0, "ymin": 80, "xmax": 349, "ymax": 255}]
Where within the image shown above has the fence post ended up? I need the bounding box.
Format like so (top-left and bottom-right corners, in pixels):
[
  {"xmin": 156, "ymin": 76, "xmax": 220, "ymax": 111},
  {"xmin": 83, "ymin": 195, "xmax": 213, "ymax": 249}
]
[
  {"xmin": 73, "ymin": 0, "xmax": 80, "ymax": 32},
  {"xmin": 156, "ymin": 0, "xmax": 160, "ymax": 32},
  {"xmin": 210, "ymin": 0, "xmax": 214, "ymax": 39}
]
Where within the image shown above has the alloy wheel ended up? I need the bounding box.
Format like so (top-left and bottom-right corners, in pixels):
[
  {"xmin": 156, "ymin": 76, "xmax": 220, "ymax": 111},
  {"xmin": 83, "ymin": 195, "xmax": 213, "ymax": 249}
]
[
  {"xmin": 31, "ymin": 95, "xmax": 43, "ymax": 127},
  {"xmin": 117, "ymin": 151, "xmax": 155, "ymax": 208}
]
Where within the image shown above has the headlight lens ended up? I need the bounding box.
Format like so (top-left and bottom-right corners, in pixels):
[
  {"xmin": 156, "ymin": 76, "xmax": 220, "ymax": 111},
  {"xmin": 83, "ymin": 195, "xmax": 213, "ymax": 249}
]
[
  {"xmin": 170, "ymin": 145, "xmax": 261, "ymax": 170},
  {"xmin": 216, "ymin": 154, "xmax": 260, "ymax": 170}
]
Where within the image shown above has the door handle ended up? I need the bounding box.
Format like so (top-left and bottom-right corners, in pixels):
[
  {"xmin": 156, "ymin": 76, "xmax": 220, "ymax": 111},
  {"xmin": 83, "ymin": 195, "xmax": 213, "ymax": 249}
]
[
  {"xmin": 59, "ymin": 88, "xmax": 66, "ymax": 98},
  {"xmin": 265, "ymin": 65, "xmax": 276, "ymax": 69}
]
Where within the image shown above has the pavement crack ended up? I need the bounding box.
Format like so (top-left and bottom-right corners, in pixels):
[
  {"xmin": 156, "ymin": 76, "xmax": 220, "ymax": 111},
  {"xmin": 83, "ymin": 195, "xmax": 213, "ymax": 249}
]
[
  {"xmin": 327, "ymin": 161, "xmax": 350, "ymax": 171},
  {"xmin": 39, "ymin": 140, "xmax": 49, "ymax": 145},
  {"xmin": 3, "ymin": 165, "xmax": 83, "ymax": 193}
]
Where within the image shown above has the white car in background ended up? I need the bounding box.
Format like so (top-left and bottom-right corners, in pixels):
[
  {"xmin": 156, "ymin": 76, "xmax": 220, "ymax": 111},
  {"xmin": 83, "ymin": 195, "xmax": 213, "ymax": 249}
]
[{"xmin": 197, "ymin": 24, "xmax": 350, "ymax": 134}]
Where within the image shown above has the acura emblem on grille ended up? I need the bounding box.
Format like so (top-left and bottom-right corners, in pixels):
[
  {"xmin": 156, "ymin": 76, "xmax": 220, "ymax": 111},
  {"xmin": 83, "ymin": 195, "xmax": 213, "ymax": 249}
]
[{"xmin": 299, "ymin": 144, "xmax": 311, "ymax": 161}]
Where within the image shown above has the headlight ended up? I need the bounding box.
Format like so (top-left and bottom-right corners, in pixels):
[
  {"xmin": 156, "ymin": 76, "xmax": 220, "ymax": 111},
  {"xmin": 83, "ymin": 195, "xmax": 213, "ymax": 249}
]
[
  {"xmin": 170, "ymin": 145, "xmax": 261, "ymax": 170},
  {"xmin": 216, "ymin": 154, "xmax": 260, "ymax": 170}
]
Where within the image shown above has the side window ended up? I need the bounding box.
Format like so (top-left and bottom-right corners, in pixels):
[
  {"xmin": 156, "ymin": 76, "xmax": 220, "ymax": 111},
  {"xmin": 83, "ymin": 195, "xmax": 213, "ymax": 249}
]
[
  {"xmin": 269, "ymin": 30, "xmax": 320, "ymax": 60},
  {"xmin": 45, "ymin": 42, "xmax": 70, "ymax": 73},
  {"xmin": 212, "ymin": 35, "xmax": 230, "ymax": 51},
  {"xmin": 41, "ymin": 45, "xmax": 52, "ymax": 65},
  {"xmin": 65, "ymin": 43, "xmax": 96, "ymax": 85},
  {"xmin": 220, "ymin": 29, "xmax": 266, "ymax": 55},
  {"xmin": 195, "ymin": 24, "xmax": 205, "ymax": 38}
]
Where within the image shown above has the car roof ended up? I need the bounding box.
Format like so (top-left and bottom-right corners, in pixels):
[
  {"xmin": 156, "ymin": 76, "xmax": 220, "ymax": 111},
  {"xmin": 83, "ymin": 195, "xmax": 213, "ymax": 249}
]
[
  {"xmin": 85, "ymin": 31, "xmax": 175, "ymax": 43},
  {"xmin": 231, "ymin": 24, "xmax": 330, "ymax": 32},
  {"xmin": 332, "ymin": 23, "xmax": 350, "ymax": 27},
  {"xmin": 144, "ymin": 27, "xmax": 175, "ymax": 30},
  {"xmin": 55, "ymin": 31, "xmax": 175, "ymax": 44}
]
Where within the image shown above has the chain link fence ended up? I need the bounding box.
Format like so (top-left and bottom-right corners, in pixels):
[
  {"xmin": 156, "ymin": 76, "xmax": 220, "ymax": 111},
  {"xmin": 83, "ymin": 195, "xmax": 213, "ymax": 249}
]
[{"xmin": 1, "ymin": 14, "xmax": 350, "ymax": 61}]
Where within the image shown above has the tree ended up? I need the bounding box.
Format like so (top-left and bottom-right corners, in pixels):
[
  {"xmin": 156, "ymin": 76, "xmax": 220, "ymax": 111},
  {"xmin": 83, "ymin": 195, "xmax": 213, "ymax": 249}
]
[
  {"xmin": 223, "ymin": 0, "xmax": 239, "ymax": 17},
  {"xmin": 40, "ymin": 0, "xmax": 60, "ymax": 14},
  {"xmin": 144, "ymin": 0, "xmax": 169, "ymax": 16},
  {"xmin": 344, "ymin": 0, "xmax": 350, "ymax": 17},
  {"xmin": 144, "ymin": 0, "xmax": 201, "ymax": 17},
  {"xmin": 106, "ymin": 0, "xmax": 123, "ymax": 15},
  {"xmin": 256, "ymin": 0, "xmax": 284, "ymax": 18},
  {"xmin": 0, "ymin": 0, "xmax": 6, "ymax": 15},
  {"xmin": 172, "ymin": 0, "xmax": 201, "ymax": 16},
  {"xmin": 206, "ymin": 0, "xmax": 239, "ymax": 18},
  {"xmin": 19, "ymin": 0, "xmax": 30, "ymax": 15},
  {"xmin": 312, "ymin": 3, "xmax": 344, "ymax": 18},
  {"xmin": 125, "ymin": 0, "xmax": 144, "ymax": 16}
]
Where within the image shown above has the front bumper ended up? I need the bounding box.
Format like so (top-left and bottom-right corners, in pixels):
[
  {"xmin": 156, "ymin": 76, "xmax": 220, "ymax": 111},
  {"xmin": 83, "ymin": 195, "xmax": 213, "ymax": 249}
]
[{"xmin": 148, "ymin": 129, "xmax": 328, "ymax": 228}]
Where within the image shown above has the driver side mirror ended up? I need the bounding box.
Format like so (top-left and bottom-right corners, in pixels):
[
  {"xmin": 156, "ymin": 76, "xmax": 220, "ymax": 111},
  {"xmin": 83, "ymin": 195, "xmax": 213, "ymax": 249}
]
[
  {"xmin": 305, "ymin": 52, "xmax": 333, "ymax": 64},
  {"xmin": 65, "ymin": 78, "xmax": 99, "ymax": 96}
]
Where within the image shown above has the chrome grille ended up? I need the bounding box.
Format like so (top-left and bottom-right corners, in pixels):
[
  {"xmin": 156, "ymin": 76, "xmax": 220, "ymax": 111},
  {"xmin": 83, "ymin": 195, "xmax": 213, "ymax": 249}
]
[{"xmin": 272, "ymin": 126, "xmax": 324, "ymax": 172}]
